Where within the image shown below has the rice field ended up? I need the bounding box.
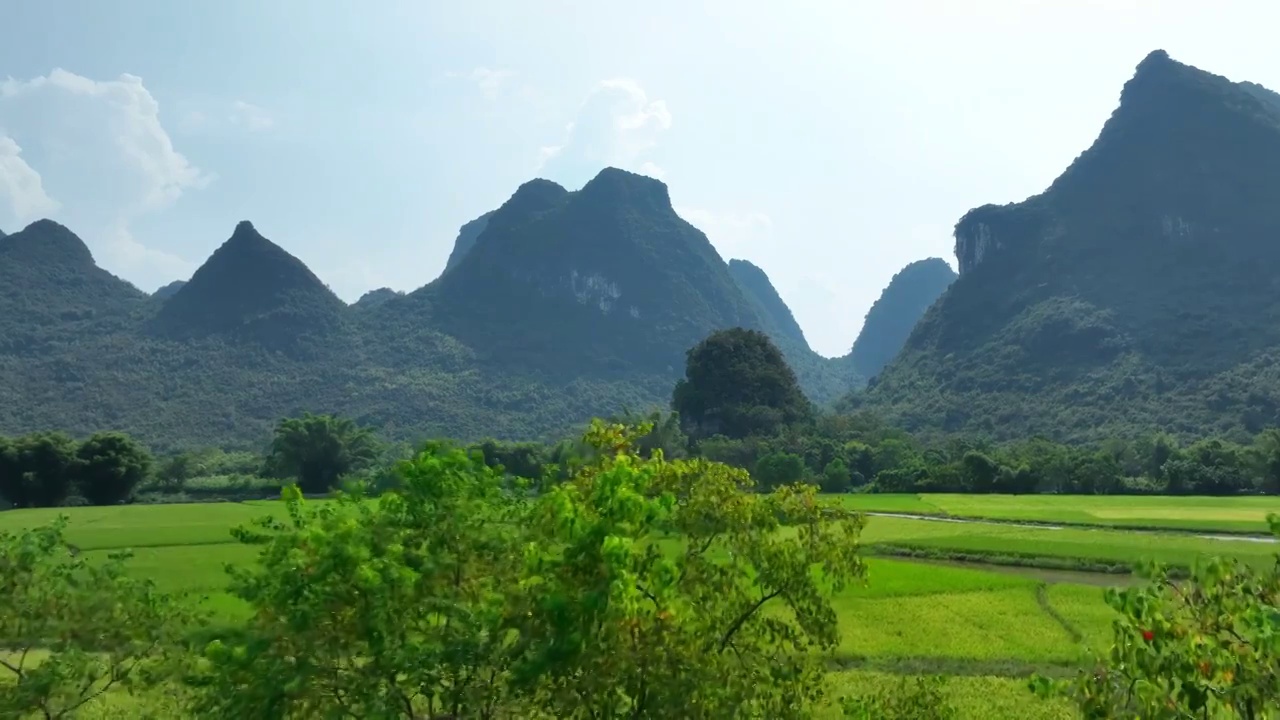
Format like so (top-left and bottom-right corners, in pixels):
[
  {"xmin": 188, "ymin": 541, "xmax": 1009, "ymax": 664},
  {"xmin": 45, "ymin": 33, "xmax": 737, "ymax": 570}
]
[
  {"xmin": 1, "ymin": 494, "xmax": 1275, "ymax": 718},
  {"xmin": 838, "ymin": 493, "xmax": 1280, "ymax": 534}
]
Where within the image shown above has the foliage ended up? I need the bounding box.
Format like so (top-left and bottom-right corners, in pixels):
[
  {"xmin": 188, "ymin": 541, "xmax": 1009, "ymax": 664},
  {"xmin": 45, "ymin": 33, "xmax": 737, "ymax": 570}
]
[
  {"xmin": 264, "ymin": 413, "xmax": 382, "ymax": 493},
  {"xmin": 0, "ymin": 518, "xmax": 200, "ymax": 719},
  {"xmin": 507, "ymin": 420, "xmax": 867, "ymax": 718},
  {"xmin": 190, "ymin": 420, "xmax": 867, "ymax": 718},
  {"xmin": 754, "ymin": 451, "xmax": 807, "ymax": 490},
  {"xmin": 674, "ymin": 328, "xmax": 814, "ymax": 441},
  {"xmin": 1033, "ymin": 514, "xmax": 1280, "ymax": 717},
  {"xmin": 76, "ymin": 432, "xmax": 154, "ymax": 505},
  {"xmin": 0, "ymin": 431, "xmax": 79, "ymax": 508},
  {"xmin": 190, "ymin": 448, "xmax": 525, "ymax": 719}
]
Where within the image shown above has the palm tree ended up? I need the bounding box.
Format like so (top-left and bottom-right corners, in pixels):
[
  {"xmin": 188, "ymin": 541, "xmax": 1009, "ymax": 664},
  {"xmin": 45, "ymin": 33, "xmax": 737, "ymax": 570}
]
[{"xmin": 266, "ymin": 413, "xmax": 381, "ymax": 493}]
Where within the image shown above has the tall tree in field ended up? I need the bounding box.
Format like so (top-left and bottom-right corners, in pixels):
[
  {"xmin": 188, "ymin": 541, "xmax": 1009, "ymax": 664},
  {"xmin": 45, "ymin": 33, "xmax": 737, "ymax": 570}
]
[
  {"xmin": 673, "ymin": 328, "xmax": 813, "ymax": 441},
  {"xmin": 265, "ymin": 413, "xmax": 381, "ymax": 493},
  {"xmin": 75, "ymin": 432, "xmax": 153, "ymax": 505},
  {"xmin": 0, "ymin": 432, "xmax": 79, "ymax": 508}
]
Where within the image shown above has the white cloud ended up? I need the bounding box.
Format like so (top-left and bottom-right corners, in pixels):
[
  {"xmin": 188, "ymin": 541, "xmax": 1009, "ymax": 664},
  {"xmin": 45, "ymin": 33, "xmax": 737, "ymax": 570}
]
[
  {"xmin": 536, "ymin": 78, "xmax": 672, "ymax": 187},
  {"xmin": 0, "ymin": 135, "xmax": 58, "ymax": 222},
  {"xmin": 0, "ymin": 69, "xmax": 208, "ymax": 278}
]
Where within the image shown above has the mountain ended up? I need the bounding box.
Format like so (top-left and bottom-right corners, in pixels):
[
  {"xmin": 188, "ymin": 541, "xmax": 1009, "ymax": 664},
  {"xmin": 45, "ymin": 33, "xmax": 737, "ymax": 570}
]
[
  {"xmin": 153, "ymin": 280, "xmax": 186, "ymax": 300},
  {"xmin": 385, "ymin": 168, "xmax": 847, "ymax": 398},
  {"xmin": 353, "ymin": 287, "xmax": 404, "ymax": 308},
  {"xmin": 727, "ymin": 259, "xmax": 809, "ymax": 351},
  {"xmin": 723, "ymin": 258, "xmax": 852, "ymax": 399},
  {"xmin": 847, "ymin": 258, "xmax": 956, "ymax": 380},
  {"xmin": 0, "ymin": 170, "xmax": 855, "ymax": 451},
  {"xmin": 443, "ymin": 211, "xmax": 495, "ymax": 274},
  {"xmin": 0, "ymin": 219, "xmax": 147, "ymax": 355},
  {"xmin": 854, "ymin": 50, "xmax": 1280, "ymax": 442},
  {"xmin": 148, "ymin": 221, "xmax": 348, "ymax": 357}
]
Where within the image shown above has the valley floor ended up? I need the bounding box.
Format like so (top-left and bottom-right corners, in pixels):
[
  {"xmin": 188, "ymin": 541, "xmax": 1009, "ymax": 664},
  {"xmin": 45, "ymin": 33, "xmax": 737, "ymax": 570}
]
[{"xmin": 1, "ymin": 493, "xmax": 1274, "ymax": 718}]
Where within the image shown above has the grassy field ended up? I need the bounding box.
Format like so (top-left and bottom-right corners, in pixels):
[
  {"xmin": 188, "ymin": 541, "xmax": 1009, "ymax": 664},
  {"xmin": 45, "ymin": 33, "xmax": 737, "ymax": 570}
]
[
  {"xmin": 2, "ymin": 495, "xmax": 1275, "ymax": 718},
  {"xmin": 838, "ymin": 493, "xmax": 1280, "ymax": 534}
]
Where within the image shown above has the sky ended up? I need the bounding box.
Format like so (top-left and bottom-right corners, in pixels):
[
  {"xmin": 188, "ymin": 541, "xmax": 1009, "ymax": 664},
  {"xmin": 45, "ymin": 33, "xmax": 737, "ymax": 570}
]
[{"xmin": 1, "ymin": 1, "xmax": 1278, "ymax": 357}]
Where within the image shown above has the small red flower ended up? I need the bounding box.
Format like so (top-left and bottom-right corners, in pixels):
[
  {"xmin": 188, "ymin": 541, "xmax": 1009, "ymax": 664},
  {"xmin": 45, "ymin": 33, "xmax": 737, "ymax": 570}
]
[{"xmin": 1142, "ymin": 629, "xmax": 1155, "ymax": 642}]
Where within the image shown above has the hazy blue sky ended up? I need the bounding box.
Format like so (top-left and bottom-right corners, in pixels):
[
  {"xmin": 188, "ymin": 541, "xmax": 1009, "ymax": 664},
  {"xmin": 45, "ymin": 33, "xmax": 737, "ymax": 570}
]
[{"xmin": 1, "ymin": 1, "xmax": 1276, "ymax": 356}]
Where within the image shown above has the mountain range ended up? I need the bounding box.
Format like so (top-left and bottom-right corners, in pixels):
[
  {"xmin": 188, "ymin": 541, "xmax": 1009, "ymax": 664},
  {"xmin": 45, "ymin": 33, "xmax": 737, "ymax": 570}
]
[
  {"xmin": 851, "ymin": 49, "xmax": 1280, "ymax": 442},
  {"xmin": 8, "ymin": 48, "xmax": 1268, "ymax": 449},
  {"xmin": 0, "ymin": 168, "xmax": 947, "ymax": 450}
]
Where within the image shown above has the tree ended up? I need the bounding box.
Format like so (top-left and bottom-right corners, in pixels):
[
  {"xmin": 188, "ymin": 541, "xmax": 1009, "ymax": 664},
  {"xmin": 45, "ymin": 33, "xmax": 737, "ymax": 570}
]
[
  {"xmin": 1255, "ymin": 427, "xmax": 1280, "ymax": 494},
  {"xmin": 754, "ymin": 451, "xmax": 806, "ymax": 490},
  {"xmin": 0, "ymin": 432, "xmax": 78, "ymax": 508},
  {"xmin": 264, "ymin": 413, "xmax": 381, "ymax": 493},
  {"xmin": 673, "ymin": 328, "xmax": 813, "ymax": 441},
  {"xmin": 192, "ymin": 420, "xmax": 867, "ymax": 718},
  {"xmin": 0, "ymin": 518, "xmax": 199, "ymax": 718},
  {"xmin": 192, "ymin": 448, "xmax": 525, "ymax": 719},
  {"xmin": 821, "ymin": 458, "xmax": 853, "ymax": 493},
  {"xmin": 506, "ymin": 421, "xmax": 866, "ymax": 718},
  {"xmin": 76, "ymin": 432, "xmax": 153, "ymax": 505},
  {"xmin": 0, "ymin": 435, "xmax": 15, "ymax": 507},
  {"xmin": 1034, "ymin": 514, "xmax": 1280, "ymax": 717}
]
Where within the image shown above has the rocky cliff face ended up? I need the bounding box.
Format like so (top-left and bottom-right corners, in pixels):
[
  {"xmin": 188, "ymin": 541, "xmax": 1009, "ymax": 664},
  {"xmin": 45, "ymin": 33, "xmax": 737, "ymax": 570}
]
[
  {"xmin": 443, "ymin": 211, "xmax": 495, "ymax": 275},
  {"xmin": 858, "ymin": 50, "xmax": 1280, "ymax": 441}
]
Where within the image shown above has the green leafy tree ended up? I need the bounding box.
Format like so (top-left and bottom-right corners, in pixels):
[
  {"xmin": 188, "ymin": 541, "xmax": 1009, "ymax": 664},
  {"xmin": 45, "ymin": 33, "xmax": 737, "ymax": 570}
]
[
  {"xmin": 75, "ymin": 431, "xmax": 153, "ymax": 505},
  {"xmin": 960, "ymin": 450, "xmax": 1002, "ymax": 493},
  {"xmin": 1255, "ymin": 427, "xmax": 1280, "ymax": 494},
  {"xmin": 821, "ymin": 457, "xmax": 852, "ymax": 493},
  {"xmin": 0, "ymin": 435, "xmax": 14, "ymax": 506},
  {"xmin": 754, "ymin": 451, "xmax": 806, "ymax": 491},
  {"xmin": 1034, "ymin": 514, "xmax": 1280, "ymax": 718},
  {"xmin": 0, "ymin": 432, "xmax": 79, "ymax": 508},
  {"xmin": 194, "ymin": 420, "xmax": 866, "ymax": 718},
  {"xmin": 264, "ymin": 413, "xmax": 381, "ymax": 493},
  {"xmin": 673, "ymin": 328, "xmax": 813, "ymax": 441},
  {"xmin": 0, "ymin": 518, "xmax": 200, "ymax": 718},
  {"xmin": 507, "ymin": 420, "xmax": 866, "ymax": 718},
  {"xmin": 192, "ymin": 448, "xmax": 526, "ymax": 719}
]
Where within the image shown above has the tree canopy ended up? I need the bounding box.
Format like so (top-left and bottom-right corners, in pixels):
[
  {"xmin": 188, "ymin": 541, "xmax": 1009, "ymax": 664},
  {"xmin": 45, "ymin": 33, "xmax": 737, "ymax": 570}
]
[{"xmin": 673, "ymin": 328, "xmax": 814, "ymax": 441}]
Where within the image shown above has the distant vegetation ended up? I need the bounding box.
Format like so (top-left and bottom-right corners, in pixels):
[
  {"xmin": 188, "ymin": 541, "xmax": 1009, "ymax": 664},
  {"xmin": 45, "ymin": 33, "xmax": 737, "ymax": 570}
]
[{"xmin": 7, "ymin": 330, "xmax": 1280, "ymax": 516}]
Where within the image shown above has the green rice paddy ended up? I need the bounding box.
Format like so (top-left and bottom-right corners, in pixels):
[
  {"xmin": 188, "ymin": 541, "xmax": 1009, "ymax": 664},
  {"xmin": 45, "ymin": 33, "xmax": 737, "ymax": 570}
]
[{"xmin": 1, "ymin": 493, "xmax": 1275, "ymax": 718}]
